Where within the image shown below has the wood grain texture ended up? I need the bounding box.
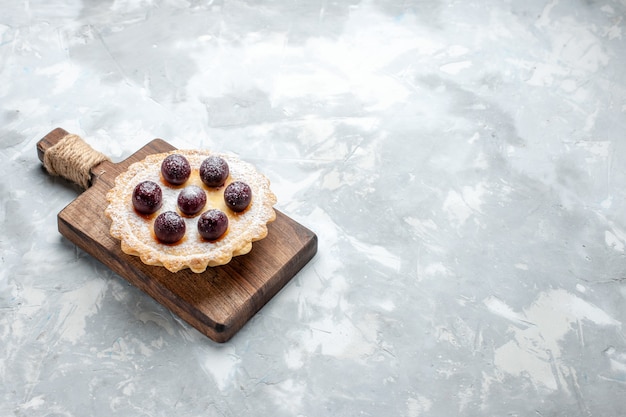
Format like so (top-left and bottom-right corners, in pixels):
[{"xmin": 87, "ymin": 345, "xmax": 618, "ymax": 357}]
[{"xmin": 38, "ymin": 128, "xmax": 317, "ymax": 342}]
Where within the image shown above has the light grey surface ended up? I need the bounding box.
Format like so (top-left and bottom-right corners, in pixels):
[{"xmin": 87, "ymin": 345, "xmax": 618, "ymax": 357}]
[{"xmin": 2, "ymin": 1, "xmax": 626, "ymax": 415}]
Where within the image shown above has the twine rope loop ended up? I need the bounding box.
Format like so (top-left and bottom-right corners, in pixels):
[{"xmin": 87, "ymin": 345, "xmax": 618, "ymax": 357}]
[{"xmin": 43, "ymin": 134, "xmax": 110, "ymax": 189}]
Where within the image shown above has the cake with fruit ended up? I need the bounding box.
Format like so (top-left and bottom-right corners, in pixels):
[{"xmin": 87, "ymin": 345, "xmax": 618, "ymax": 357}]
[{"xmin": 104, "ymin": 150, "xmax": 277, "ymax": 273}]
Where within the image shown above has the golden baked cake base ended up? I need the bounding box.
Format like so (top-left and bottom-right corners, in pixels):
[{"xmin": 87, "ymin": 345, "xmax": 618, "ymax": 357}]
[{"xmin": 105, "ymin": 150, "xmax": 277, "ymax": 273}]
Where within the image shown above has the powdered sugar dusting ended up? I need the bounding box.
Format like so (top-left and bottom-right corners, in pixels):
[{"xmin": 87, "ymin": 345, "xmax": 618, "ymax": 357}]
[{"xmin": 105, "ymin": 150, "xmax": 277, "ymax": 272}]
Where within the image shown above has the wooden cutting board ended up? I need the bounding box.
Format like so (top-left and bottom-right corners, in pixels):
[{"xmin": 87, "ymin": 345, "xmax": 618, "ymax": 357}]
[{"xmin": 37, "ymin": 128, "xmax": 317, "ymax": 342}]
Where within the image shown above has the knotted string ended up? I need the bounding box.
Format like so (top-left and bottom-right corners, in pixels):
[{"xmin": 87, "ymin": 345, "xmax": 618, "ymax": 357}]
[{"xmin": 43, "ymin": 133, "xmax": 110, "ymax": 189}]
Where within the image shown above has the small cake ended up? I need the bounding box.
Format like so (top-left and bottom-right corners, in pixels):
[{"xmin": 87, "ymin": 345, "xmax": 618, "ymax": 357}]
[{"xmin": 105, "ymin": 150, "xmax": 277, "ymax": 273}]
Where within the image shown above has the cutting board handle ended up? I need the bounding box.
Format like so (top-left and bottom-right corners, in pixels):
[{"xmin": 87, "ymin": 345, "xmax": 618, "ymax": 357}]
[{"xmin": 37, "ymin": 127, "xmax": 111, "ymax": 189}]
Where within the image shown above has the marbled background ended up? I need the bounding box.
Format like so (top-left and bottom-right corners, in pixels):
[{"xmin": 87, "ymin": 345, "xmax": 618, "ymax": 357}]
[{"xmin": 1, "ymin": 0, "xmax": 625, "ymax": 416}]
